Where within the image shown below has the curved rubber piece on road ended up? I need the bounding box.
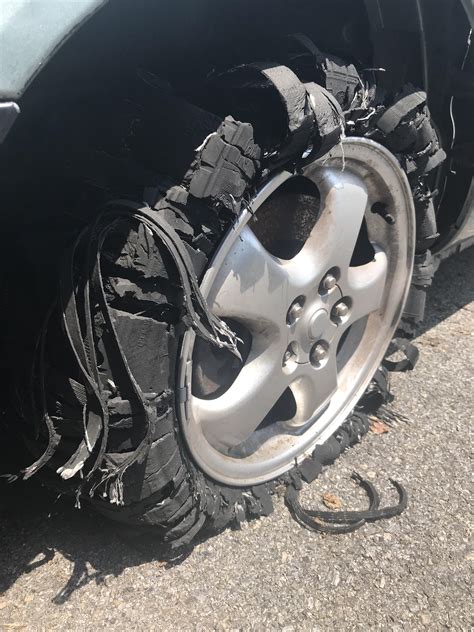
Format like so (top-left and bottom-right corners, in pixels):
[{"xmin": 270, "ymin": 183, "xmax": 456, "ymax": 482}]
[{"xmin": 285, "ymin": 473, "xmax": 407, "ymax": 534}]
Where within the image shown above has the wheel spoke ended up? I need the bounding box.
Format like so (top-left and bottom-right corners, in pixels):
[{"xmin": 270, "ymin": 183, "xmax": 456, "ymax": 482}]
[
  {"xmin": 345, "ymin": 248, "xmax": 388, "ymax": 323},
  {"xmin": 288, "ymin": 354, "xmax": 338, "ymax": 426},
  {"xmin": 284, "ymin": 169, "xmax": 369, "ymax": 291},
  {"xmin": 192, "ymin": 340, "xmax": 288, "ymax": 449},
  {"xmin": 206, "ymin": 225, "xmax": 292, "ymax": 332}
]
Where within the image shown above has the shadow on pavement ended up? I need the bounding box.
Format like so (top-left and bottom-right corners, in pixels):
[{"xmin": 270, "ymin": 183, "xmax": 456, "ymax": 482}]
[
  {"xmin": 0, "ymin": 246, "xmax": 472, "ymax": 603},
  {"xmin": 415, "ymin": 245, "xmax": 474, "ymax": 337},
  {"xmin": 0, "ymin": 463, "xmax": 198, "ymax": 602},
  {"xmin": 0, "ymin": 468, "xmax": 197, "ymax": 603}
]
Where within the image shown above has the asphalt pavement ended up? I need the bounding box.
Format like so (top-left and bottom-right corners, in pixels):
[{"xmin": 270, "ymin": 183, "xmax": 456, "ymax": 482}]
[{"xmin": 0, "ymin": 246, "xmax": 473, "ymax": 631}]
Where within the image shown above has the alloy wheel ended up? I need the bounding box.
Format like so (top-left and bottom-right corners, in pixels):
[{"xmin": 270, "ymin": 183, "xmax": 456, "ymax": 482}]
[{"xmin": 179, "ymin": 137, "xmax": 415, "ymax": 486}]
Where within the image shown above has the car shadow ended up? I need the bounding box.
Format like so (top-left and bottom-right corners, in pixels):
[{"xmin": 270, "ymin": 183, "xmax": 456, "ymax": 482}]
[
  {"xmin": 0, "ymin": 245, "xmax": 472, "ymax": 603},
  {"xmin": 414, "ymin": 245, "xmax": 474, "ymax": 338},
  {"xmin": 0, "ymin": 433, "xmax": 203, "ymax": 603}
]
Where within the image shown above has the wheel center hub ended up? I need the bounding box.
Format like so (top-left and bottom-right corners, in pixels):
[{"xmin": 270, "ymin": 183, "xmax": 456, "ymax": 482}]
[
  {"xmin": 308, "ymin": 307, "xmax": 329, "ymax": 341},
  {"xmin": 290, "ymin": 296, "xmax": 341, "ymax": 362}
]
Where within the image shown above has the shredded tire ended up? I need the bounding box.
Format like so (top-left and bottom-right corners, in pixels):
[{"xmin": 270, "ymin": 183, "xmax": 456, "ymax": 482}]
[{"xmin": 20, "ymin": 36, "xmax": 443, "ymax": 546}]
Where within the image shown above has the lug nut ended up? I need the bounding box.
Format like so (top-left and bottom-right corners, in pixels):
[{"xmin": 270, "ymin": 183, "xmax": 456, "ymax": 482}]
[
  {"xmin": 310, "ymin": 342, "xmax": 328, "ymax": 366},
  {"xmin": 287, "ymin": 297, "xmax": 305, "ymax": 325},
  {"xmin": 283, "ymin": 342, "xmax": 298, "ymax": 366},
  {"xmin": 332, "ymin": 301, "xmax": 349, "ymax": 320},
  {"xmin": 322, "ymin": 273, "xmax": 337, "ymax": 291}
]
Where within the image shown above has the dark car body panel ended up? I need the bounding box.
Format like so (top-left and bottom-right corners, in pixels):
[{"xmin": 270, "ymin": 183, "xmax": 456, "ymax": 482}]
[{"xmin": 0, "ymin": 0, "xmax": 472, "ymax": 252}]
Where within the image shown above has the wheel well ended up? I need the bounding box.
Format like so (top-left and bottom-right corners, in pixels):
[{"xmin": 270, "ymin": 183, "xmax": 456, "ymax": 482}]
[
  {"xmin": 1, "ymin": 0, "xmax": 471, "ymax": 231},
  {"xmin": 0, "ymin": 1, "xmax": 471, "ymax": 264}
]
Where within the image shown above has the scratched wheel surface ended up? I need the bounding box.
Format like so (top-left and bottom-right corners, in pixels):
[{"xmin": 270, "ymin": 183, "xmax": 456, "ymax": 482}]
[{"xmin": 179, "ymin": 138, "xmax": 415, "ymax": 486}]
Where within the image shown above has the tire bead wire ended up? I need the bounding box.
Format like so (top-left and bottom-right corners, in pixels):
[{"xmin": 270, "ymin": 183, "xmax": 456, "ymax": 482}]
[
  {"xmin": 285, "ymin": 473, "xmax": 407, "ymax": 534},
  {"xmin": 23, "ymin": 202, "xmax": 241, "ymax": 503}
]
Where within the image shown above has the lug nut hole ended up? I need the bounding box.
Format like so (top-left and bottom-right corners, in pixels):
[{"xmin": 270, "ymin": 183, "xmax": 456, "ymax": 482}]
[
  {"xmin": 319, "ymin": 268, "xmax": 340, "ymax": 295},
  {"xmin": 310, "ymin": 340, "xmax": 329, "ymax": 368},
  {"xmin": 287, "ymin": 295, "xmax": 306, "ymax": 325},
  {"xmin": 283, "ymin": 341, "xmax": 299, "ymax": 367},
  {"xmin": 331, "ymin": 298, "xmax": 352, "ymax": 323}
]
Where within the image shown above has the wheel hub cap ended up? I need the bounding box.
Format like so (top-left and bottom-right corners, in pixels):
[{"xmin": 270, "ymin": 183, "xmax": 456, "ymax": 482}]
[{"xmin": 178, "ymin": 138, "xmax": 415, "ymax": 486}]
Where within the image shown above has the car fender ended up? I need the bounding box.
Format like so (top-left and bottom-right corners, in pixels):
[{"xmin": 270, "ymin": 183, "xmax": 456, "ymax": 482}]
[{"xmin": 0, "ymin": 0, "xmax": 107, "ymax": 101}]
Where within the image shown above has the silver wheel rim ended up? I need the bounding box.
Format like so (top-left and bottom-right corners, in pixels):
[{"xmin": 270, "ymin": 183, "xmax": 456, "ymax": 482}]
[{"xmin": 178, "ymin": 137, "xmax": 415, "ymax": 486}]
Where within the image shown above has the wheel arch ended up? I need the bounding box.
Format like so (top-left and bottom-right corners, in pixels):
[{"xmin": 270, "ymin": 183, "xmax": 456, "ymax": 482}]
[
  {"xmin": 1, "ymin": 0, "xmax": 471, "ymax": 103},
  {"xmin": 0, "ymin": 0, "xmax": 471, "ymax": 247}
]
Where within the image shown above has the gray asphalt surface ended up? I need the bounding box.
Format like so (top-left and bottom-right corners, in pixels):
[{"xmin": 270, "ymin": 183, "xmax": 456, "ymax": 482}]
[{"xmin": 0, "ymin": 246, "xmax": 473, "ymax": 631}]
